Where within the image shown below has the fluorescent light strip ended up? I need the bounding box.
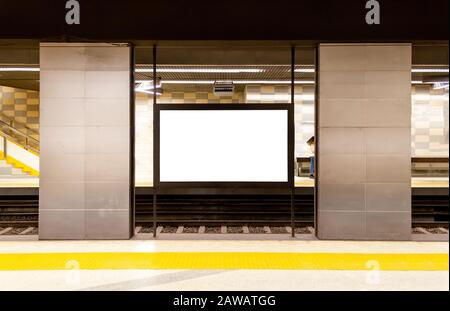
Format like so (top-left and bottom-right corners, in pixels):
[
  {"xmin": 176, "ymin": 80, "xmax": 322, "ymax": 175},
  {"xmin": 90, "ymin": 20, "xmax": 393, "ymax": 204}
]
[
  {"xmin": 137, "ymin": 68, "xmax": 316, "ymax": 73},
  {"xmin": 1, "ymin": 67, "xmax": 448, "ymax": 74},
  {"xmin": 139, "ymin": 80, "xmax": 316, "ymax": 84},
  {"xmin": 234, "ymin": 80, "xmax": 315, "ymax": 84},
  {"xmin": 139, "ymin": 79, "xmax": 442, "ymax": 85},
  {"xmin": 135, "ymin": 88, "xmax": 162, "ymax": 95},
  {"xmin": 135, "ymin": 81, "xmax": 162, "ymax": 90},
  {"xmin": 136, "ymin": 68, "xmax": 264, "ymax": 73},
  {"xmin": 294, "ymin": 68, "xmax": 315, "ymax": 73},
  {"xmin": 412, "ymin": 80, "xmax": 449, "ymax": 84},
  {"xmin": 247, "ymin": 94, "xmax": 315, "ymax": 101},
  {"xmin": 160, "ymin": 80, "xmax": 215, "ymax": 84},
  {"xmin": 0, "ymin": 67, "xmax": 40, "ymax": 72},
  {"xmin": 412, "ymin": 68, "xmax": 449, "ymax": 73},
  {"xmin": 138, "ymin": 68, "xmax": 450, "ymax": 74}
]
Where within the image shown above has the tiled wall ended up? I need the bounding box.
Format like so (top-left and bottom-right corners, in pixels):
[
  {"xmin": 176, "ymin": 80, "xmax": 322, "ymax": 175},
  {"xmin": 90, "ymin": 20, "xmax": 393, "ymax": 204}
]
[
  {"xmin": 2, "ymin": 84, "xmax": 448, "ymax": 160},
  {"xmin": 246, "ymin": 85, "xmax": 315, "ymax": 157},
  {"xmin": 158, "ymin": 91, "xmax": 243, "ymax": 103},
  {"xmin": 317, "ymin": 43, "xmax": 412, "ymax": 241},
  {"xmin": 135, "ymin": 93, "xmax": 154, "ymax": 186},
  {"xmin": 0, "ymin": 86, "xmax": 39, "ymax": 140},
  {"xmin": 412, "ymin": 85, "xmax": 449, "ymax": 157},
  {"xmin": 39, "ymin": 43, "xmax": 132, "ymax": 240},
  {"xmin": 2, "ymin": 82, "xmax": 448, "ymax": 189}
]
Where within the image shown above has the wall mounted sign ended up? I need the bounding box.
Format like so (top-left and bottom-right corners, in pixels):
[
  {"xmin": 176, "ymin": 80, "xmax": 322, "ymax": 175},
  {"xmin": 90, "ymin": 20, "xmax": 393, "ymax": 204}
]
[{"xmin": 155, "ymin": 104, "xmax": 294, "ymax": 188}]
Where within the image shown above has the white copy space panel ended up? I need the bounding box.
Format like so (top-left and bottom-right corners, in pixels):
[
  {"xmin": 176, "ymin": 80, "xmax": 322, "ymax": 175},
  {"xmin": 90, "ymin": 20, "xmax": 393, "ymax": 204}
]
[{"xmin": 160, "ymin": 110, "xmax": 288, "ymax": 182}]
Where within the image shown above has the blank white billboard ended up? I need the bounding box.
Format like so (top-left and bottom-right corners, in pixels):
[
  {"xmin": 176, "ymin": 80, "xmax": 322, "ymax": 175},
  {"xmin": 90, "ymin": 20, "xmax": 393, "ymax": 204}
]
[{"xmin": 159, "ymin": 110, "xmax": 288, "ymax": 182}]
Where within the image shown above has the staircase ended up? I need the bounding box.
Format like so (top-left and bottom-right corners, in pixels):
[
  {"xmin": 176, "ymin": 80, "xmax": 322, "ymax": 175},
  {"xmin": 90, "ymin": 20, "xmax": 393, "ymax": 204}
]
[
  {"xmin": 0, "ymin": 115, "xmax": 39, "ymax": 178},
  {"xmin": 0, "ymin": 159, "xmax": 31, "ymax": 178}
]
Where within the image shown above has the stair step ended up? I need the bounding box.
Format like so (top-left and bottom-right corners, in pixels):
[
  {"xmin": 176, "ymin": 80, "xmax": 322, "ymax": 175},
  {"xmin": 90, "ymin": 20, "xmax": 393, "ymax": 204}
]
[{"xmin": 0, "ymin": 160, "xmax": 32, "ymax": 177}]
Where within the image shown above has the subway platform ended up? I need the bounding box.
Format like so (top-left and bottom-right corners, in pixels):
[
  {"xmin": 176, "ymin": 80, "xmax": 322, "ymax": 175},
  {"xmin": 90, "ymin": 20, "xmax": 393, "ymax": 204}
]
[{"xmin": 0, "ymin": 239, "xmax": 448, "ymax": 291}]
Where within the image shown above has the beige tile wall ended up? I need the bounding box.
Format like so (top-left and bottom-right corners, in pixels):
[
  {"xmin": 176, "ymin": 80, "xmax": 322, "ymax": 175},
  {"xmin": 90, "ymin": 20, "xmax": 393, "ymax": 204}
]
[
  {"xmin": 39, "ymin": 43, "xmax": 132, "ymax": 240},
  {"xmin": 317, "ymin": 43, "xmax": 412, "ymax": 241}
]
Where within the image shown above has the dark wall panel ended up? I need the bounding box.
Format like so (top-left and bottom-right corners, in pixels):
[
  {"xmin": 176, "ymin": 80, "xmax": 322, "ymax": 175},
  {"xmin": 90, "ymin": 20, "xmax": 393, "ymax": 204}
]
[{"xmin": 0, "ymin": 0, "xmax": 448, "ymax": 41}]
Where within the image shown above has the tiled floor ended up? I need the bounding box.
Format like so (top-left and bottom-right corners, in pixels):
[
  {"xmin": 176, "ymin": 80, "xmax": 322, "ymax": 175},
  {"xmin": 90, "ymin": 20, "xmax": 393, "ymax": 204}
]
[
  {"xmin": 0, "ymin": 240, "xmax": 447, "ymax": 291},
  {"xmin": 0, "ymin": 269, "xmax": 447, "ymax": 291}
]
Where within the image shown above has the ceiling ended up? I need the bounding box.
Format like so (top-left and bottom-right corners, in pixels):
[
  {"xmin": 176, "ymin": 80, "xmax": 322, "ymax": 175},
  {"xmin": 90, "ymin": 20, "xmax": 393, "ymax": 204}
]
[{"xmin": 0, "ymin": 43, "xmax": 448, "ymax": 92}]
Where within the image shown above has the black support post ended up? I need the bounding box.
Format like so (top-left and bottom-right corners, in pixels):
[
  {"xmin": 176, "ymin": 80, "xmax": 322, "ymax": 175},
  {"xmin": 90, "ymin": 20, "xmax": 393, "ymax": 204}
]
[
  {"xmin": 291, "ymin": 45, "xmax": 296, "ymax": 238},
  {"xmin": 314, "ymin": 46, "xmax": 319, "ymax": 237},
  {"xmin": 153, "ymin": 190, "xmax": 157, "ymax": 238},
  {"xmin": 152, "ymin": 45, "xmax": 157, "ymax": 238},
  {"xmin": 130, "ymin": 44, "xmax": 136, "ymax": 239}
]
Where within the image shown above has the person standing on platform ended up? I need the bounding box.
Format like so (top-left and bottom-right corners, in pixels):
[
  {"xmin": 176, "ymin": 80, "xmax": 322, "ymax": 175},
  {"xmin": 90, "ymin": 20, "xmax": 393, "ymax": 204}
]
[{"xmin": 307, "ymin": 136, "xmax": 315, "ymax": 178}]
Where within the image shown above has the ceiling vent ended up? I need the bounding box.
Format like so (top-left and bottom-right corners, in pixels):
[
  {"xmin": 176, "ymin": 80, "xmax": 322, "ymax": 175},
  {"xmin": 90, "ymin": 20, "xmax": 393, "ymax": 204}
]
[{"xmin": 213, "ymin": 81, "xmax": 235, "ymax": 97}]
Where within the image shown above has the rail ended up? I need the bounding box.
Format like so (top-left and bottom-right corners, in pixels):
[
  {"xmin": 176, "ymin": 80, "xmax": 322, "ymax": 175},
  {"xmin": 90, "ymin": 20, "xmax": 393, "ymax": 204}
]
[
  {"xmin": 0, "ymin": 192, "xmax": 448, "ymax": 228},
  {"xmin": 0, "ymin": 117, "xmax": 39, "ymax": 155}
]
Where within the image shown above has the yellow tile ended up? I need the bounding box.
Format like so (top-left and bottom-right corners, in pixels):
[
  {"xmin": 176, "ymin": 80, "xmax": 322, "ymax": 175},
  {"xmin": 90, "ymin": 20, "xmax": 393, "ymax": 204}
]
[
  {"xmin": 26, "ymin": 111, "xmax": 39, "ymax": 117},
  {"xmin": 26, "ymin": 99, "xmax": 39, "ymax": 105},
  {"xmin": 2, "ymin": 87, "xmax": 15, "ymax": 93},
  {"xmin": 184, "ymin": 93, "xmax": 196, "ymax": 100},
  {"xmin": 3, "ymin": 98, "xmax": 14, "ymax": 105},
  {"xmin": 14, "ymin": 93, "xmax": 27, "ymax": 99}
]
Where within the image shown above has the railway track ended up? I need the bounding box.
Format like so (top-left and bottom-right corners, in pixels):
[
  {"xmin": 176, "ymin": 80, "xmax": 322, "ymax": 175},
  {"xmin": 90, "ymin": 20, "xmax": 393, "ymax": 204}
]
[{"xmin": 0, "ymin": 191, "xmax": 448, "ymax": 229}]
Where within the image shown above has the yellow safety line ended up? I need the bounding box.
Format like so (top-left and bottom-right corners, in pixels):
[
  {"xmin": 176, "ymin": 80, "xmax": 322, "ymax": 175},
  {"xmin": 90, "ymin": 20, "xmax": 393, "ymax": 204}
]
[{"xmin": 0, "ymin": 252, "xmax": 447, "ymax": 271}]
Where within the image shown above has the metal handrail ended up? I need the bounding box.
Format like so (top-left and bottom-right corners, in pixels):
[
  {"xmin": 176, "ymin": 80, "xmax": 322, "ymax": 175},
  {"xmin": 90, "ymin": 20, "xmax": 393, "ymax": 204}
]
[
  {"xmin": 0, "ymin": 113, "xmax": 39, "ymax": 138},
  {"xmin": 0, "ymin": 119, "xmax": 40, "ymax": 155}
]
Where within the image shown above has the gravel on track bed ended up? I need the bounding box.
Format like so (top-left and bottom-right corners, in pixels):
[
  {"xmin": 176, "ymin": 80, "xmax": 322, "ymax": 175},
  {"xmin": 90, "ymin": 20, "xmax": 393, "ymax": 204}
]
[
  {"xmin": 227, "ymin": 227, "xmax": 244, "ymax": 234},
  {"xmin": 205, "ymin": 227, "xmax": 221, "ymax": 234},
  {"xmin": 248, "ymin": 227, "xmax": 266, "ymax": 234},
  {"xmin": 139, "ymin": 227, "xmax": 154, "ymax": 233},
  {"xmin": 427, "ymin": 227, "xmax": 448, "ymax": 234},
  {"xmin": 412, "ymin": 228, "xmax": 426, "ymax": 234},
  {"xmin": 270, "ymin": 227, "xmax": 288, "ymax": 234},
  {"xmin": 161, "ymin": 226, "xmax": 178, "ymax": 233},
  {"xmin": 294, "ymin": 227, "xmax": 311, "ymax": 234},
  {"xmin": 183, "ymin": 227, "xmax": 199, "ymax": 233},
  {"xmin": 27, "ymin": 228, "xmax": 39, "ymax": 235}
]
